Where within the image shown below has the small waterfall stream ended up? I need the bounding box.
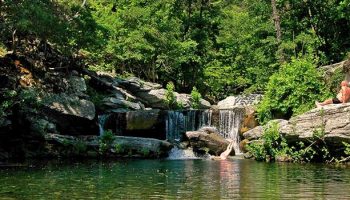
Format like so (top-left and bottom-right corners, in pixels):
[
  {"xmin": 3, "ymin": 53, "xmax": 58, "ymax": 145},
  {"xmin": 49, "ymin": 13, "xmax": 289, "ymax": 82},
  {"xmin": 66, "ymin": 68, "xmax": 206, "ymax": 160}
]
[
  {"xmin": 218, "ymin": 109, "xmax": 244, "ymax": 154},
  {"xmin": 165, "ymin": 110, "xmax": 212, "ymax": 142},
  {"xmin": 98, "ymin": 114, "xmax": 110, "ymax": 136}
]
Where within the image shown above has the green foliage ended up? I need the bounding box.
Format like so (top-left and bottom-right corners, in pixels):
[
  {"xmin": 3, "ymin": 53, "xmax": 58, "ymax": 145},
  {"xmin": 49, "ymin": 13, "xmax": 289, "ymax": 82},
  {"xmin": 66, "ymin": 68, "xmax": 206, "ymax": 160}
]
[
  {"xmin": 141, "ymin": 148, "xmax": 150, "ymax": 157},
  {"xmin": 327, "ymin": 68, "xmax": 344, "ymax": 94},
  {"xmin": 190, "ymin": 87, "xmax": 202, "ymax": 109},
  {"xmin": 247, "ymin": 122, "xmax": 288, "ymax": 161},
  {"xmin": 165, "ymin": 82, "xmax": 177, "ymax": 109},
  {"xmin": 257, "ymin": 57, "xmax": 330, "ymax": 123},
  {"xmin": 114, "ymin": 143, "xmax": 125, "ymax": 154},
  {"xmin": 73, "ymin": 139, "xmax": 87, "ymax": 154},
  {"xmin": 99, "ymin": 130, "xmax": 115, "ymax": 154},
  {"xmin": 343, "ymin": 142, "xmax": 350, "ymax": 156},
  {"xmin": 0, "ymin": 42, "xmax": 6, "ymax": 57},
  {"xmin": 247, "ymin": 120, "xmax": 335, "ymax": 163},
  {"xmin": 86, "ymin": 86, "xmax": 107, "ymax": 109}
]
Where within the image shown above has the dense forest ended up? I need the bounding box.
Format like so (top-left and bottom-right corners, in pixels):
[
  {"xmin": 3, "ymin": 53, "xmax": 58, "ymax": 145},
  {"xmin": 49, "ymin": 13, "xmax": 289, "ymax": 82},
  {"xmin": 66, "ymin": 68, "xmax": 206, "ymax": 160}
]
[{"xmin": 1, "ymin": 0, "xmax": 350, "ymax": 122}]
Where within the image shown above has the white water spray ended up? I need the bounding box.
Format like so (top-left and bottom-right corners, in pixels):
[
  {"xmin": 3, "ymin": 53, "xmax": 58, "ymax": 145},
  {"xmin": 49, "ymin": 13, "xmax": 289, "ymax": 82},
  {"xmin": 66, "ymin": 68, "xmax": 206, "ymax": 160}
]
[{"xmin": 219, "ymin": 109, "xmax": 244, "ymax": 154}]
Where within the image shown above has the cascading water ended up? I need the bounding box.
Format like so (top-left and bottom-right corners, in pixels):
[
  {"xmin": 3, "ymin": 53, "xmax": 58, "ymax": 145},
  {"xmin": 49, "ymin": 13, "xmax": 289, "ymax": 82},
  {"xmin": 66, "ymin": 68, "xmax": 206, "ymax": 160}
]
[
  {"xmin": 167, "ymin": 147, "xmax": 199, "ymax": 160},
  {"xmin": 98, "ymin": 114, "xmax": 110, "ymax": 136},
  {"xmin": 198, "ymin": 110, "xmax": 212, "ymax": 128},
  {"xmin": 166, "ymin": 110, "xmax": 212, "ymax": 142},
  {"xmin": 218, "ymin": 109, "xmax": 244, "ymax": 154}
]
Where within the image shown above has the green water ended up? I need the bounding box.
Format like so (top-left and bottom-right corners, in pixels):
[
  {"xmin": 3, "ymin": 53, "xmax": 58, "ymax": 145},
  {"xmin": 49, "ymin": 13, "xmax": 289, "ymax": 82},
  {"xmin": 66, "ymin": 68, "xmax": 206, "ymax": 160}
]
[{"xmin": 0, "ymin": 159, "xmax": 349, "ymax": 199}]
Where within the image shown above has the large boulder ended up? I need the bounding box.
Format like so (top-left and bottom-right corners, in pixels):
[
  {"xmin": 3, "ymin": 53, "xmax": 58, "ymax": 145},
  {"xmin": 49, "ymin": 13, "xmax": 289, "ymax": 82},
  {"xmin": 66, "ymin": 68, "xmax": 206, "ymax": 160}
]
[
  {"xmin": 102, "ymin": 97, "xmax": 144, "ymax": 110},
  {"xmin": 45, "ymin": 94, "xmax": 95, "ymax": 120},
  {"xmin": 243, "ymin": 104, "xmax": 350, "ymax": 148},
  {"xmin": 243, "ymin": 119, "xmax": 288, "ymax": 140},
  {"xmin": 280, "ymin": 104, "xmax": 350, "ymax": 146},
  {"xmin": 217, "ymin": 94, "xmax": 262, "ymax": 109},
  {"xmin": 45, "ymin": 134, "xmax": 173, "ymax": 158},
  {"xmin": 43, "ymin": 93, "xmax": 97, "ymax": 135},
  {"xmin": 186, "ymin": 128, "xmax": 230, "ymax": 156},
  {"xmin": 126, "ymin": 110, "xmax": 160, "ymax": 130}
]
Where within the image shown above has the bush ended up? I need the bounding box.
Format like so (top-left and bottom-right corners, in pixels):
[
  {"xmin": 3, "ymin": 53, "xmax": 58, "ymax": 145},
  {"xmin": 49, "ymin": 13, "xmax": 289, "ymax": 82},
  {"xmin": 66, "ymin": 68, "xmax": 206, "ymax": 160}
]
[
  {"xmin": 165, "ymin": 82, "xmax": 177, "ymax": 109},
  {"xmin": 257, "ymin": 57, "xmax": 330, "ymax": 123},
  {"xmin": 99, "ymin": 130, "xmax": 115, "ymax": 154},
  {"xmin": 190, "ymin": 87, "xmax": 202, "ymax": 109}
]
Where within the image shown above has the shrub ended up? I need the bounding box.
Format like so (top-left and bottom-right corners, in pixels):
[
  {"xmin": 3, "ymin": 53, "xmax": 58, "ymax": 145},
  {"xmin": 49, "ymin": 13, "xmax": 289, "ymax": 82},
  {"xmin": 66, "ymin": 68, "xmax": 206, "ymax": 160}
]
[
  {"xmin": 190, "ymin": 87, "xmax": 202, "ymax": 109},
  {"xmin": 165, "ymin": 82, "xmax": 177, "ymax": 109},
  {"xmin": 99, "ymin": 130, "xmax": 115, "ymax": 154},
  {"xmin": 257, "ymin": 57, "xmax": 330, "ymax": 123}
]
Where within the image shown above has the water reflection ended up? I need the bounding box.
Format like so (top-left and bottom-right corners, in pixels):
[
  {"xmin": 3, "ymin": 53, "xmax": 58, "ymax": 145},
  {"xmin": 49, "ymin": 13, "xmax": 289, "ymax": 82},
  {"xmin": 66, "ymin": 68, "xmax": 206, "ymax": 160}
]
[{"xmin": 0, "ymin": 159, "xmax": 349, "ymax": 199}]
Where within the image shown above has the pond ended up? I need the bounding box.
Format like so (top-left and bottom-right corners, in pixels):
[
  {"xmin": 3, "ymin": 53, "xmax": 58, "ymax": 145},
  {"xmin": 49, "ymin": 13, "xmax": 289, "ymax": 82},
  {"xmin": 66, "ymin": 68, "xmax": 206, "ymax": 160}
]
[{"xmin": 0, "ymin": 158, "xmax": 349, "ymax": 199}]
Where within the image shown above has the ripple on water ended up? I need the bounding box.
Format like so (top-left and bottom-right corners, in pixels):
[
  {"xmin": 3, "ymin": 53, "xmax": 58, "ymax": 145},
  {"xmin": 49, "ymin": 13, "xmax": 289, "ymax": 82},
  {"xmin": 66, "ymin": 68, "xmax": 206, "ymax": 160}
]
[{"xmin": 0, "ymin": 159, "xmax": 349, "ymax": 199}]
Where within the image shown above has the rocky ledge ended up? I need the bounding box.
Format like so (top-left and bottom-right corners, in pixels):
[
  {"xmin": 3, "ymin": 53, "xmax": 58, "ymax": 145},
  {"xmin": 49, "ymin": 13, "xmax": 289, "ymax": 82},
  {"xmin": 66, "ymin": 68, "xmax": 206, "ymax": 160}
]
[{"xmin": 243, "ymin": 103, "xmax": 350, "ymax": 148}]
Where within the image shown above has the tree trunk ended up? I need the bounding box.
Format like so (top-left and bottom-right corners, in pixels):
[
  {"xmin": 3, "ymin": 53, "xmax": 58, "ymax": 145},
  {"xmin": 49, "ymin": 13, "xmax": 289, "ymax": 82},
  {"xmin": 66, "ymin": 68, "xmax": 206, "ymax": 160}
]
[
  {"xmin": 271, "ymin": 0, "xmax": 284, "ymax": 62},
  {"xmin": 271, "ymin": 0, "xmax": 281, "ymax": 42}
]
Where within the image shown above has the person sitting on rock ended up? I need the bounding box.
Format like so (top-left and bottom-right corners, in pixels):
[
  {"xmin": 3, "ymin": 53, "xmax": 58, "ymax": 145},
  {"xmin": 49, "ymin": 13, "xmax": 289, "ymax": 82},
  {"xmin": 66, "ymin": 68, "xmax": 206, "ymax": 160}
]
[{"xmin": 316, "ymin": 80, "xmax": 350, "ymax": 107}]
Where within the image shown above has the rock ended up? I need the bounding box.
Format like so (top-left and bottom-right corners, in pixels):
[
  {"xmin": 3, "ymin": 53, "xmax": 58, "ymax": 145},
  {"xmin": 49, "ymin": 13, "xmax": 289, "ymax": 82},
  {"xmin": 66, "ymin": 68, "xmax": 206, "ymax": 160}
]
[
  {"xmin": 243, "ymin": 126, "xmax": 264, "ymax": 140},
  {"xmin": 43, "ymin": 93, "xmax": 97, "ymax": 135},
  {"xmin": 126, "ymin": 110, "xmax": 160, "ymax": 130},
  {"xmin": 175, "ymin": 93, "xmax": 191, "ymax": 108},
  {"xmin": 103, "ymin": 97, "xmax": 143, "ymax": 110},
  {"xmin": 239, "ymin": 139, "xmax": 250, "ymax": 153},
  {"xmin": 217, "ymin": 94, "xmax": 263, "ymax": 109},
  {"xmin": 68, "ymin": 76, "xmax": 87, "ymax": 93},
  {"xmin": 134, "ymin": 89, "xmax": 168, "ymax": 109},
  {"xmin": 280, "ymin": 104, "xmax": 350, "ymax": 146},
  {"xmin": 44, "ymin": 134, "xmax": 173, "ymax": 158},
  {"xmin": 243, "ymin": 119, "xmax": 288, "ymax": 140},
  {"xmin": 240, "ymin": 109, "xmax": 259, "ymax": 134},
  {"xmin": 118, "ymin": 77, "xmax": 163, "ymax": 92},
  {"xmin": 45, "ymin": 94, "xmax": 95, "ymax": 120},
  {"xmin": 186, "ymin": 130, "xmax": 230, "ymax": 156},
  {"xmin": 199, "ymin": 98, "xmax": 211, "ymax": 109},
  {"xmin": 134, "ymin": 89, "xmax": 211, "ymax": 109}
]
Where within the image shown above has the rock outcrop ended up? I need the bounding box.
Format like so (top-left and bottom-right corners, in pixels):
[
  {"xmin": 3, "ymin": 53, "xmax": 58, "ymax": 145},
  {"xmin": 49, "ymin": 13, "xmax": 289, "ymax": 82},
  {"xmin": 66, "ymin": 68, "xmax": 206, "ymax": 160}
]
[
  {"xmin": 217, "ymin": 94, "xmax": 262, "ymax": 109},
  {"xmin": 186, "ymin": 127, "xmax": 231, "ymax": 156},
  {"xmin": 84, "ymin": 72, "xmax": 211, "ymax": 110},
  {"xmin": 280, "ymin": 104, "xmax": 350, "ymax": 146},
  {"xmin": 243, "ymin": 104, "xmax": 350, "ymax": 147},
  {"xmin": 45, "ymin": 134, "xmax": 173, "ymax": 158}
]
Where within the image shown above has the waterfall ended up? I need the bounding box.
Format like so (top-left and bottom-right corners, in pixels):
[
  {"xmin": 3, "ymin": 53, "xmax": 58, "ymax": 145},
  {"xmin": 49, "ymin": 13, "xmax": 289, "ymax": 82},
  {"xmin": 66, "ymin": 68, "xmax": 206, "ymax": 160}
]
[
  {"xmin": 219, "ymin": 109, "xmax": 244, "ymax": 154},
  {"xmin": 166, "ymin": 110, "xmax": 212, "ymax": 142},
  {"xmin": 167, "ymin": 147, "xmax": 199, "ymax": 160},
  {"xmin": 98, "ymin": 114, "xmax": 110, "ymax": 136},
  {"xmin": 198, "ymin": 110, "xmax": 212, "ymax": 128}
]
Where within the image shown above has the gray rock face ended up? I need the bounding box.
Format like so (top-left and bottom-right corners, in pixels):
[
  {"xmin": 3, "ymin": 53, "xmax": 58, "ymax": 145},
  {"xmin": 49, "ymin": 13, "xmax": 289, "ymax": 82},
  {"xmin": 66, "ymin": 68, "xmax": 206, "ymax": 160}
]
[
  {"xmin": 43, "ymin": 93, "xmax": 97, "ymax": 135},
  {"xmin": 243, "ymin": 104, "xmax": 350, "ymax": 147},
  {"xmin": 280, "ymin": 104, "xmax": 350, "ymax": 145},
  {"xmin": 186, "ymin": 130, "xmax": 230, "ymax": 156},
  {"xmin": 217, "ymin": 94, "xmax": 263, "ymax": 109},
  {"xmin": 44, "ymin": 134, "xmax": 172, "ymax": 158},
  {"xmin": 135, "ymin": 89, "xmax": 168, "ymax": 109},
  {"xmin": 243, "ymin": 119, "xmax": 288, "ymax": 140},
  {"xmin": 103, "ymin": 97, "xmax": 143, "ymax": 110},
  {"xmin": 68, "ymin": 76, "xmax": 87, "ymax": 93},
  {"xmin": 46, "ymin": 94, "xmax": 95, "ymax": 120},
  {"xmin": 126, "ymin": 110, "xmax": 160, "ymax": 130}
]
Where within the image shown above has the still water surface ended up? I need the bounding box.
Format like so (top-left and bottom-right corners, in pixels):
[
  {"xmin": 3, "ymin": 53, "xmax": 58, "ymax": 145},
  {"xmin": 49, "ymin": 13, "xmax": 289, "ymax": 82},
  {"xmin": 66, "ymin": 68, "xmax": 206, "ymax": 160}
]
[{"xmin": 0, "ymin": 158, "xmax": 349, "ymax": 199}]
